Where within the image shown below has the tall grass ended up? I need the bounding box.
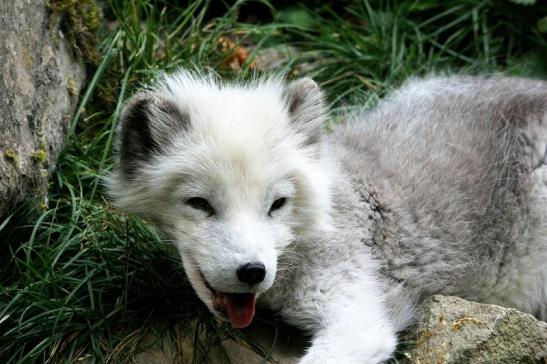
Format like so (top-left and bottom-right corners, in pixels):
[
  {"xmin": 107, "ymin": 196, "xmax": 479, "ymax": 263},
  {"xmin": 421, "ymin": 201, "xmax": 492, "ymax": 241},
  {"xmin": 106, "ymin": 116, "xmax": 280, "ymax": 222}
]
[
  {"xmin": 1, "ymin": 0, "xmax": 545, "ymax": 363},
  {"xmin": 282, "ymin": 0, "xmax": 547, "ymax": 109}
]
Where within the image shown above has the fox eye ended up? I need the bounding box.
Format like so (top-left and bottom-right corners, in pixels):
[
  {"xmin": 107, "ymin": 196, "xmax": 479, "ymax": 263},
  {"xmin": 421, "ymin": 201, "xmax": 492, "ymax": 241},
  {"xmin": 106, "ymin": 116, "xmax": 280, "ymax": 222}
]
[
  {"xmin": 268, "ymin": 197, "xmax": 287, "ymax": 216},
  {"xmin": 186, "ymin": 197, "xmax": 215, "ymax": 216}
]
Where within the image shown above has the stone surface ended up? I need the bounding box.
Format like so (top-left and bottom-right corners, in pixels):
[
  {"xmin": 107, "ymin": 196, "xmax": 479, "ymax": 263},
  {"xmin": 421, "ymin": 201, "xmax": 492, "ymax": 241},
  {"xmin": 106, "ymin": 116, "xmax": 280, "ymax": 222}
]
[
  {"xmin": 252, "ymin": 45, "xmax": 319, "ymax": 75},
  {"xmin": 0, "ymin": 0, "xmax": 85, "ymax": 217},
  {"xmin": 406, "ymin": 295, "xmax": 547, "ymax": 364},
  {"xmin": 236, "ymin": 318, "xmax": 304, "ymax": 363},
  {"xmin": 131, "ymin": 318, "xmax": 305, "ymax": 364},
  {"xmin": 253, "ymin": 45, "xmax": 300, "ymax": 70},
  {"xmin": 99, "ymin": 296, "xmax": 547, "ymax": 363}
]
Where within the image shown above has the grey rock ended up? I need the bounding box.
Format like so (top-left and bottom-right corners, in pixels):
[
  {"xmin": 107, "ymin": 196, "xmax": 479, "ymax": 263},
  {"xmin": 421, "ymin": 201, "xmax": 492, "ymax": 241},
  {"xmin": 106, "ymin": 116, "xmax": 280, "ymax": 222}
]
[
  {"xmin": 406, "ymin": 295, "xmax": 547, "ymax": 364},
  {"xmin": 0, "ymin": 0, "xmax": 85, "ymax": 217},
  {"xmin": 253, "ymin": 45, "xmax": 300, "ymax": 70},
  {"xmin": 252, "ymin": 45, "xmax": 321, "ymax": 75}
]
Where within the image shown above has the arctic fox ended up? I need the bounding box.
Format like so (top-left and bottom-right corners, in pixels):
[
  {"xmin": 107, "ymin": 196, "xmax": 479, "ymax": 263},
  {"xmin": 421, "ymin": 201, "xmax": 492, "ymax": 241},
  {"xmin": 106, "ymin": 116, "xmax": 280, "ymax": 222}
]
[{"xmin": 107, "ymin": 71, "xmax": 547, "ymax": 363}]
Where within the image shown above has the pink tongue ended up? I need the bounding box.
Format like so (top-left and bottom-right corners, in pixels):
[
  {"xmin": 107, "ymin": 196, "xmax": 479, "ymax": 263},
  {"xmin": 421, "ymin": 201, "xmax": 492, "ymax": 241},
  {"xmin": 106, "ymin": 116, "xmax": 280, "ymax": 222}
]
[{"xmin": 225, "ymin": 293, "xmax": 256, "ymax": 328}]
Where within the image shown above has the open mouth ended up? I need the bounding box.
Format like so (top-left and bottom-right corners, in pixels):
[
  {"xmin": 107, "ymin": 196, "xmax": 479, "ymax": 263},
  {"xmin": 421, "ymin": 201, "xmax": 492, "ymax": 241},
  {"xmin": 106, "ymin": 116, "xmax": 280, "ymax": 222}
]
[{"xmin": 199, "ymin": 270, "xmax": 256, "ymax": 329}]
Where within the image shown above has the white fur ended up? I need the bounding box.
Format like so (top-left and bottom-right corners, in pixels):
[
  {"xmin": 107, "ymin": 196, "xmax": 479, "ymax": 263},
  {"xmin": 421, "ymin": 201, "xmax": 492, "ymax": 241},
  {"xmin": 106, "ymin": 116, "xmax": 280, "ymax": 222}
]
[
  {"xmin": 108, "ymin": 70, "xmax": 333, "ymax": 323},
  {"xmin": 108, "ymin": 71, "xmax": 547, "ymax": 363}
]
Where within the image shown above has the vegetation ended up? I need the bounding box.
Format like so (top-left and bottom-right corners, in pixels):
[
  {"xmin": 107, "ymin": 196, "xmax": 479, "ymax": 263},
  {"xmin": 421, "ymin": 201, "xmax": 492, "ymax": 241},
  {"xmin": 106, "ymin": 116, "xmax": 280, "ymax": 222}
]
[
  {"xmin": 48, "ymin": 0, "xmax": 103, "ymax": 63},
  {"xmin": 1, "ymin": 0, "xmax": 546, "ymax": 362}
]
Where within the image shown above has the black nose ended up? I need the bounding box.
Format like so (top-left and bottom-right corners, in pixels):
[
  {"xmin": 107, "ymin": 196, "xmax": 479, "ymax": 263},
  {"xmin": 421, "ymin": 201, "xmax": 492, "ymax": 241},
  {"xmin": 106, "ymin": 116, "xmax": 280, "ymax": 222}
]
[{"xmin": 237, "ymin": 262, "xmax": 266, "ymax": 285}]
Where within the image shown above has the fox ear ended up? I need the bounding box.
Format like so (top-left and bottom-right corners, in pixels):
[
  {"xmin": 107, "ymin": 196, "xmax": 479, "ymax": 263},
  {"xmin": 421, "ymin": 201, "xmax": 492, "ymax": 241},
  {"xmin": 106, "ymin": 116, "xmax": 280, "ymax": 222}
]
[
  {"xmin": 284, "ymin": 78, "xmax": 327, "ymax": 146},
  {"xmin": 116, "ymin": 91, "xmax": 190, "ymax": 179}
]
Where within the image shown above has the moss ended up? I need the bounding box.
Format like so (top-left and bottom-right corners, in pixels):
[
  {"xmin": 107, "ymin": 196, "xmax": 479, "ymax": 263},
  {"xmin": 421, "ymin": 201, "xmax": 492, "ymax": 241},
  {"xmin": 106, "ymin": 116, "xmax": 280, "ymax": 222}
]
[
  {"xmin": 66, "ymin": 77, "xmax": 78, "ymax": 96},
  {"xmin": 22, "ymin": 49, "xmax": 34, "ymax": 69},
  {"xmin": 4, "ymin": 150, "xmax": 20, "ymax": 169},
  {"xmin": 450, "ymin": 316, "xmax": 487, "ymax": 331},
  {"xmin": 47, "ymin": 0, "xmax": 102, "ymax": 64},
  {"xmin": 31, "ymin": 150, "xmax": 48, "ymax": 164},
  {"xmin": 39, "ymin": 201, "xmax": 49, "ymax": 210}
]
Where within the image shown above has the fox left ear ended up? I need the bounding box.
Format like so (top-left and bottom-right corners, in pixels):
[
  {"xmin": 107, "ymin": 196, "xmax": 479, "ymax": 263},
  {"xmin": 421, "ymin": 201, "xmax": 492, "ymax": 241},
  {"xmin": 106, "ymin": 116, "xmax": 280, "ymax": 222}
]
[
  {"xmin": 283, "ymin": 78, "xmax": 327, "ymax": 146},
  {"xmin": 115, "ymin": 91, "xmax": 190, "ymax": 180}
]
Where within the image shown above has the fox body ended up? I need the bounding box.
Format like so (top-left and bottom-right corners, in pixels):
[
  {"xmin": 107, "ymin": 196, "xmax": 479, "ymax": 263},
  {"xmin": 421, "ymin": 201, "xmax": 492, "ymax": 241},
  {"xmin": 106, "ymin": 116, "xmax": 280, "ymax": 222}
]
[{"xmin": 108, "ymin": 72, "xmax": 547, "ymax": 363}]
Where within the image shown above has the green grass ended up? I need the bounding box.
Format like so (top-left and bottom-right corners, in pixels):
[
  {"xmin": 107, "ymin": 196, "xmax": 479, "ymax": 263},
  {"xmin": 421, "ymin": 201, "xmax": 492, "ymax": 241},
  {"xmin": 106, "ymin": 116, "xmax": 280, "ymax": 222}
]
[{"xmin": 1, "ymin": 0, "xmax": 546, "ymax": 363}]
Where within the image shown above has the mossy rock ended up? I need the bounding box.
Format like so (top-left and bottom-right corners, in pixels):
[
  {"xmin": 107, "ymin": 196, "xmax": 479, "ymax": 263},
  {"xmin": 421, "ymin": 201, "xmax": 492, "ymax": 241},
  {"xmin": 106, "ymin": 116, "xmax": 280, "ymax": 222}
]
[
  {"xmin": 47, "ymin": 0, "xmax": 102, "ymax": 64},
  {"xmin": 0, "ymin": 0, "xmax": 86, "ymax": 218}
]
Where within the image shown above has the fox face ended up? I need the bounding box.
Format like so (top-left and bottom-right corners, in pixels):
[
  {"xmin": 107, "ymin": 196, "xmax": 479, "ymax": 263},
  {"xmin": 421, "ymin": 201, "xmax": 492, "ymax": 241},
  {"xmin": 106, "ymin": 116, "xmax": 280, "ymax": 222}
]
[{"xmin": 108, "ymin": 71, "xmax": 331, "ymax": 327}]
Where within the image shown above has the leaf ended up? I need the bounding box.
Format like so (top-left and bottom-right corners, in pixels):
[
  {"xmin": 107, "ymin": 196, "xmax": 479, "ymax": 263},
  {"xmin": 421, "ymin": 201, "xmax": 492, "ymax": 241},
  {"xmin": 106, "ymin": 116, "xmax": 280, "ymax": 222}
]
[
  {"xmin": 509, "ymin": 0, "xmax": 536, "ymax": 5},
  {"xmin": 278, "ymin": 6, "xmax": 315, "ymax": 28},
  {"xmin": 0, "ymin": 214, "xmax": 13, "ymax": 232},
  {"xmin": 217, "ymin": 36, "xmax": 256, "ymax": 71},
  {"xmin": 538, "ymin": 16, "xmax": 547, "ymax": 33},
  {"xmin": 409, "ymin": 0, "xmax": 441, "ymax": 12}
]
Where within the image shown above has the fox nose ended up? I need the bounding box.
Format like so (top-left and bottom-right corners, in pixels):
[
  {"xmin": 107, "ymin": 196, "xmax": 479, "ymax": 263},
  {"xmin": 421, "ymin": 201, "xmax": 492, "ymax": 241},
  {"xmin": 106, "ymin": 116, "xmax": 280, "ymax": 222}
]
[{"xmin": 237, "ymin": 262, "xmax": 266, "ymax": 285}]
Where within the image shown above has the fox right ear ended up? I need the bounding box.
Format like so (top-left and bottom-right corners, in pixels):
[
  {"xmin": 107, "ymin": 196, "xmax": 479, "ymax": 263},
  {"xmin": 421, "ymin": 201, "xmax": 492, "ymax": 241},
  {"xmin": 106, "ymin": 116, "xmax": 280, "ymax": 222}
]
[
  {"xmin": 116, "ymin": 91, "xmax": 190, "ymax": 179},
  {"xmin": 283, "ymin": 78, "xmax": 327, "ymax": 146}
]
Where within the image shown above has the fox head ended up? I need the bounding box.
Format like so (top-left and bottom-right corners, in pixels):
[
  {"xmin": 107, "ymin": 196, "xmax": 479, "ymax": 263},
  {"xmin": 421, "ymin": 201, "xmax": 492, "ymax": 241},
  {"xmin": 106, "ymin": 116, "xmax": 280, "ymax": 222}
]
[{"xmin": 107, "ymin": 70, "xmax": 331, "ymax": 327}]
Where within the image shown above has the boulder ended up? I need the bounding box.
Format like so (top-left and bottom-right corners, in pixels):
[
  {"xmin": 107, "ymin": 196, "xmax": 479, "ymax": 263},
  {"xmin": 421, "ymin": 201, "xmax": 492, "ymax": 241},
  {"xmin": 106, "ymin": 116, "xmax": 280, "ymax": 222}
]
[
  {"xmin": 406, "ymin": 295, "xmax": 547, "ymax": 364},
  {"xmin": 0, "ymin": 0, "xmax": 86, "ymax": 217}
]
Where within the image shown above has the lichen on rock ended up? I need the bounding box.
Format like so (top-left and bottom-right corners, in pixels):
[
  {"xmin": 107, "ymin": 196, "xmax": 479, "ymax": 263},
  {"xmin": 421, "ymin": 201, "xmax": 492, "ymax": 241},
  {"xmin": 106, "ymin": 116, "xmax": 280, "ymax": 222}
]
[{"xmin": 405, "ymin": 295, "xmax": 547, "ymax": 364}]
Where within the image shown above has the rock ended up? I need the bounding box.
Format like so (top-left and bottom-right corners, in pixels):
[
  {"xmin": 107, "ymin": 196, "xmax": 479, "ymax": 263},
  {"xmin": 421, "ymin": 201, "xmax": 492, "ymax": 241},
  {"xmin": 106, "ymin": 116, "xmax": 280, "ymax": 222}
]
[
  {"xmin": 253, "ymin": 45, "xmax": 300, "ymax": 70},
  {"xmin": 237, "ymin": 318, "xmax": 304, "ymax": 363},
  {"xmin": 130, "ymin": 318, "xmax": 305, "ymax": 364},
  {"xmin": 208, "ymin": 337, "xmax": 269, "ymax": 364},
  {"xmin": 0, "ymin": 0, "xmax": 85, "ymax": 217},
  {"xmin": 406, "ymin": 295, "xmax": 547, "ymax": 364},
  {"xmin": 252, "ymin": 45, "xmax": 320, "ymax": 75}
]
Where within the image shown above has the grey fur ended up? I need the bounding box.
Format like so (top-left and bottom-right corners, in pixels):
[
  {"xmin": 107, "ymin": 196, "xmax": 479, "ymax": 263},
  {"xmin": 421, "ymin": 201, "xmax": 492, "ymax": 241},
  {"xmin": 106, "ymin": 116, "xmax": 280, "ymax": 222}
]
[
  {"xmin": 262, "ymin": 76, "xmax": 547, "ymax": 330},
  {"xmin": 283, "ymin": 78, "xmax": 327, "ymax": 146}
]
